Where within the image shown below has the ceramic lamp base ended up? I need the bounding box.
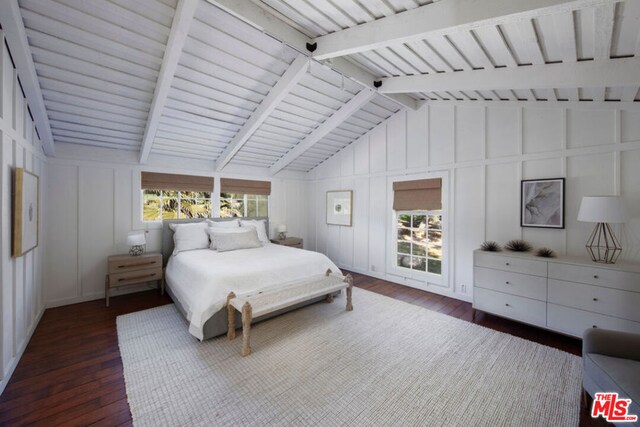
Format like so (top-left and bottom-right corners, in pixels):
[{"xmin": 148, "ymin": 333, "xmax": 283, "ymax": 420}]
[{"xmin": 129, "ymin": 245, "xmax": 144, "ymax": 256}]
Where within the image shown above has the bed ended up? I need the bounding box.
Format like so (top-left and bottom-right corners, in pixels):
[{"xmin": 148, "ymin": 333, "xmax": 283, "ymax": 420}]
[{"xmin": 162, "ymin": 218, "xmax": 342, "ymax": 340}]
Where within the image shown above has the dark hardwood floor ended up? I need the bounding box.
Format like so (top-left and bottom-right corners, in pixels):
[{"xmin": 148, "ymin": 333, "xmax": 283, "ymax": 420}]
[{"xmin": 0, "ymin": 271, "xmax": 609, "ymax": 426}]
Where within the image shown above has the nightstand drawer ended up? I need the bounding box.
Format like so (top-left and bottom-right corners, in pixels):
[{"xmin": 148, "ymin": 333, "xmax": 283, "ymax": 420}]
[
  {"xmin": 109, "ymin": 268, "xmax": 162, "ymax": 288},
  {"xmin": 108, "ymin": 254, "xmax": 162, "ymax": 274}
]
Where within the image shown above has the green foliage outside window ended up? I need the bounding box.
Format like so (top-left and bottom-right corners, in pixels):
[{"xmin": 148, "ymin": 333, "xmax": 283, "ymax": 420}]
[
  {"xmin": 220, "ymin": 193, "xmax": 268, "ymax": 218},
  {"xmin": 143, "ymin": 190, "xmax": 211, "ymax": 221},
  {"xmin": 396, "ymin": 211, "xmax": 442, "ymax": 275}
]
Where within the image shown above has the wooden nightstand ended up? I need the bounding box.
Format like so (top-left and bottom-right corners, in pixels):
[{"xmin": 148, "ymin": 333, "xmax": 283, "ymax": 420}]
[
  {"xmin": 270, "ymin": 237, "xmax": 303, "ymax": 249},
  {"xmin": 105, "ymin": 252, "xmax": 163, "ymax": 306}
]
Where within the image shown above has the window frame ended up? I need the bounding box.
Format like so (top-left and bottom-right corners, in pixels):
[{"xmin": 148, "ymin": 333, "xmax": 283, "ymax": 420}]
[
  {"xmin": 387, "ymin": 172, "xmax": 448, "ymax": 288},
  {"xmin": 219, "ymin": 192, "xmax": 269, "ymax": 218},
  {"xmin": 141, "ymin": 189, "xmax": 213, "ymax": 222}
]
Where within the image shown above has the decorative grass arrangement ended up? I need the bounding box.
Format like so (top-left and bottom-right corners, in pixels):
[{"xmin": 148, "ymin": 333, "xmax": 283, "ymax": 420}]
[
  {"xmin": 505, "ymin": 239, "xmax": 533, "ymax": 252},
  {"xmin": 536, "ymin": 247, "xmax": 557, "ymax": 258},
  {"xmin": 480, "ymin": 241, "xmax": 502, "ymax": 252}
]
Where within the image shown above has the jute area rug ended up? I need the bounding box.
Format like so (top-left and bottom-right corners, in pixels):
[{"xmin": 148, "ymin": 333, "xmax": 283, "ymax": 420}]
[{"xmin": 117, "ymin": 287, "xmax": 581, "ymax": 426}]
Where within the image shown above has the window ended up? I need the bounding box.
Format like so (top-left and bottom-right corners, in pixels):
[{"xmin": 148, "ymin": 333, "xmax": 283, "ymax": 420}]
[
  {"xmin": 143, "ymin": 190, "xmax": 212, "ymax": 221},
  {"xmin": 220, "ymin": 193, "xmax": 268, "ymax": 218},
  {"xmin": 395, "ymin": 211, "xmax": 442, "ymax": 275}
]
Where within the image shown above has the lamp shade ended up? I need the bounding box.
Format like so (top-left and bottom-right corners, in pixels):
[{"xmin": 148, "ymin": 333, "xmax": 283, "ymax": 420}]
[
  {"xmin": 126, "ymin": 232, "xmax": 146, "ymax": 246},
  {"xmin": 276, "ymin": 224, "xmax": 287, "ymax": 233},
  {"xmin": 577, "ymin": 196, "xmax": 628, "ymax": 223}
]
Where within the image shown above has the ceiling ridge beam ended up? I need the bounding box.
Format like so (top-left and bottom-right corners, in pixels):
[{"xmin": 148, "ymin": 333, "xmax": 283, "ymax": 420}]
[
  {"xmin": 311, "ymin": 0, "xmax": 621, "ymax": 61},
  {"xmin": 0, "ymin": 0, "xmax": 55, "ymax": 156},
  {"xmin": 270, "ymin": 89, "xmax": 376, "ymax": 175},
  {"xmin": 139, "ymin": 0, "xmax": 198, "ymax": 164},
  {"xmin": 214, "ymin": 54, "xmax": 309, "ymax": 171},
  {"xmin": 205, "ymin": 0, "xmax": 420, "ymax": 111},
  {"xmin": 378, "ymin": 58, "xmax": 640, "ymax": 94}
]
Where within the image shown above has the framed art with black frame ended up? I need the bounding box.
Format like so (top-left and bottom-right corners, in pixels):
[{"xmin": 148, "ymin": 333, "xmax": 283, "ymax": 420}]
[{"xmin": 521, "ymin": 178, "xmax": 565, "ymax": 229}]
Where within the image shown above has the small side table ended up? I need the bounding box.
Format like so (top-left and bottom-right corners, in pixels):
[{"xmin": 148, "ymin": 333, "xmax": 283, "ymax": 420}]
[
  {"xmin": 105, "ymin": 253, "xmax": 163, "ymax": 306},
  {"xmin": 270, "ymin": 237, "xmax": 303, "ymax": 249}
]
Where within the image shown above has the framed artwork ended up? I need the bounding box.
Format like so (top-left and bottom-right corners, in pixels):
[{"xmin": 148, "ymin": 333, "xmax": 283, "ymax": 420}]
[
  {"xmin": 521, "ymin": 178, "xmax": 565, "ymax": 229},
  {"xmin": 13, "ymin": 168, "xmax": 39, "ymax": 257},
  {"xmin": 326, "ymin": 190, "xmax": 352, "ymax": 226}
]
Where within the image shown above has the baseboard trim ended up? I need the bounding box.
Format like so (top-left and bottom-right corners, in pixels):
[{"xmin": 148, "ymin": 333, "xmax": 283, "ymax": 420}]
[{"xmin": 0, "ymin": 306, "xmax": 45, "ymax": 396}]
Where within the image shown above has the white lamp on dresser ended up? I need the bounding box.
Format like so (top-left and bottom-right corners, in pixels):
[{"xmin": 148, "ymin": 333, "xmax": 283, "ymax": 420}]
[{"xmin": 577, "ymin": 196, "xmax": 628, "ymax": 264}]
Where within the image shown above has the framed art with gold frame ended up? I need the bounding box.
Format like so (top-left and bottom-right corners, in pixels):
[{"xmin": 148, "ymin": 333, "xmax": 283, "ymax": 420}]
[
  {"xmin": 13, "ymin": 168, "xmax": 39, "ymax": 257},
  {"xmin": 326, "ymin": 190, "xmax": 352, "ymax": 226}
]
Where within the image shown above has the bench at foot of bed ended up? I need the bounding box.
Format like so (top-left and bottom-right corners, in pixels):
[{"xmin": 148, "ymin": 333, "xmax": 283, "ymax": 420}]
[{"xmin": 226, "ymin": 271, "xmax": 353, "ymax": 356}]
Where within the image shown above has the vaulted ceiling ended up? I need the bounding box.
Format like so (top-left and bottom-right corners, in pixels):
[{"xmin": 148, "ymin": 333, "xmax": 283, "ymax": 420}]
[{"xmin": 5, "ymin": 0, "xmax": 640, "ymax": 173}]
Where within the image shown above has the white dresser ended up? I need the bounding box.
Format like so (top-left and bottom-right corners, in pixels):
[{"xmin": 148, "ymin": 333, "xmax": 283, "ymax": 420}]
[{"xmin": 473, "ymin": 250, "xmax": 640, "ymax": 338}]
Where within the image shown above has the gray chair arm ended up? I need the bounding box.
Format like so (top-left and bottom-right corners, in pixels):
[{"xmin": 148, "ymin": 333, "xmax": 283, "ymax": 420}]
[{"xmin": 583, "ymin": 328, "xmax": 640, "ymax": 361}]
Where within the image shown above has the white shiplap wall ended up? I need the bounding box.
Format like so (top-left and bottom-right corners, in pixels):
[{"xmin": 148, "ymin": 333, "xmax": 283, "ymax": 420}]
[
  {"xmin": 45, "ymin": 143, "xmax": 309, "ymax": 307},
  {"xmin": 307, "ymin": 102, "xmax": 640, "ymax": 301},
  {"xmin": 0, "ymin": 36, "xmax": 47, "ymax": 393}
]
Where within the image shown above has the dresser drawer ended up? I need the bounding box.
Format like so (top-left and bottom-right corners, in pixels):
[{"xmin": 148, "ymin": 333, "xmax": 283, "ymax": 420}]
[
  {"xmin": 108, "ymin": 254, "xmax": 162, "ymax": 274},
  {"xmin": 547, "ymin": 303, "xmax": 640, "ymax": 338},
  {"xmin": 548, "ymin": 262, "xmax": 640, "ymax": 292},
  {"xmin": 548, "ymin": 279, "xmax": 640, "ymax": 323},
  {"xmin": 473, "ymin": 288, "xmax": 546, "ymax": 327},
  {"xmin": 109, "ymin": 268, "xmax": 162, "ymax": 288},
  {"xmin": 474, "ymin": 252, "xmax": 547, "ymax": 277},
  {"xmin": 474, "ymin": 267, "xmax": 547, "ymax": 301}
]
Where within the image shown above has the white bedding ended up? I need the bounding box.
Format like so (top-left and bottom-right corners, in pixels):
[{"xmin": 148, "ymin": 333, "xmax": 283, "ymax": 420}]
[{"xmin": 165, "ymin": 244, "xmax": 341, "ymax": 340}]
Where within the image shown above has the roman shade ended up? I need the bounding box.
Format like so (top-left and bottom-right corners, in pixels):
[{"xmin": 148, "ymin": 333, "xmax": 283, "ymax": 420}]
[
  {"xmin": 141, "ymin": 172, "xmax": 213, "ymax": 193},
  {"xmin": 221, "ymin": 178, "xmax": 271, "ymax": 195},
  {"xmin": 393, "ymin": 178, "xmax": 442, "ymax": 211}
]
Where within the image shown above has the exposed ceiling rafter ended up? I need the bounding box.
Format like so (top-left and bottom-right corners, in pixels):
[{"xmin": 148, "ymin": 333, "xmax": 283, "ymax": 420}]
[
  {"xmin": 271, "ymin": 89, "xmax": 377, "ymax": 175},
  {"xmin": 205, "ymin": 0, "xmax": 420, "ymax": 111},
  {"xmin": 139, "ymin": 0, "xmax": 198, "ymax": 164},
  {"xmin": 378, "ymin": 57, "xmax": 640, "ymax": 94},
  {"xmin": 215, "ymin": 54, "xmax": 309, "ymax": 171},
  {"xmin": 310, "ymin": 0, "xmax": 621, "ymax": 61},
  {"xmin": 0, "ymin": 0, "xmax": 55, "ymax": 156}
]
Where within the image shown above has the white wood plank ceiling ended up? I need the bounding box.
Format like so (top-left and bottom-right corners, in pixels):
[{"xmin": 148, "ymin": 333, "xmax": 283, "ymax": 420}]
[
  {"xmin": 10, "ymin": 0, "xmax": 640, "ymax": 172},
  {"xmin": 256, "ymin": 0, "xmax": 640, "ymax": 103}
]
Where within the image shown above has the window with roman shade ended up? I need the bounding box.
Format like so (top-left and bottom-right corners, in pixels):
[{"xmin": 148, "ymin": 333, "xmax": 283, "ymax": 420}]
[
  {"xmin": 220, "ymin": 178, "xmax": 270, "ymax": 218},
  {"xmin": 393, "ymin": 178, "xmax": 443, "ymax": 277},
  {"xmin": 141, "ymin": 172, "xmax": 214, "ymax": 221}
]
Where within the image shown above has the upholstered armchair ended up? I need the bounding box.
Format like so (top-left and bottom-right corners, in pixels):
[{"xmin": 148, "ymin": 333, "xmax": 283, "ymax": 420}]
[{"xmin": 583, "ymin": 328, "xmax": 640, "ymax": 424}]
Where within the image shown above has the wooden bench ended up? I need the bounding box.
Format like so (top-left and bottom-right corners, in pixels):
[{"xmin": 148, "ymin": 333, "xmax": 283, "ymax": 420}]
[{"xmin": 226, "ymin": 270, "xmax": 353, "ymax": 356}]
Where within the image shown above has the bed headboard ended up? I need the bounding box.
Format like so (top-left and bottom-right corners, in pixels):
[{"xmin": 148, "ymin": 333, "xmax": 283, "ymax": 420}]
[{"xmin": 161, "ymin": 217, "xmax": 269, "ymax": 264}]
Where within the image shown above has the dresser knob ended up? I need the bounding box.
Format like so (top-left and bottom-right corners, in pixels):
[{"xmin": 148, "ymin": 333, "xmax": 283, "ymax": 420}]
[
  {"xmin": 505, "ymin": 262, "xmax": 510, "ymax": 266},
  {"xmin": 592, "ymin": 325, "xmax": 598, "ymax": 328},
  {"xmin": 505, "ymin": 281, "xmax": 510, "ymax": 284},
  {"xmin": 593, "ymin": 275, "xmax": 599, "ymax": 279},
  {"xmin": 505, "ymin": 303, "xmax": 510, "ymax": 307},
  {"xmin": 593, "ymin": 298, "xmax": 598, "ymax": 301}
]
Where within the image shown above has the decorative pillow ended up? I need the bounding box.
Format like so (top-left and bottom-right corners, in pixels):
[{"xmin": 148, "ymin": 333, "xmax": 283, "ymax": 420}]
[
  {"xmin": 206, "ymin": 219, "xmax": 240, "ymax": 228},
  {"xmin": 210, "ymin": 228, "xmax": 261, "ymax": 252},
  {"xmin": 240, "ymin": 219, "xmax": 269, "ymax": 245},
  {"xmin": 207, "ymin": 227, "xmax": 246, "ymax": 250},
  {"xmin": 169, "ymin": 222, "xmax": 209, "ymax": 255}
]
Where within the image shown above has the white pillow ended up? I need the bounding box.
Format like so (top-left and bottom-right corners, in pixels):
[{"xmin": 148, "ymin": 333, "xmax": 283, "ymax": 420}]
[
  {"xmin": 170, "ymin": 222, "xmax": 209, "ymax": 255},
  {"xmin": 207, "ymin": 227, "xmax": 246, "ymax": 250},
  {"xmin": 240, "ymin": 219, "xmax": 269, "ymax": 245},
  {"xmin": 211, "ymin": 228, "xmax": 261, "ymax": 252},
  {"xmin": 206, "ymin": 219, "xmax": 239, "ymax": 229}
]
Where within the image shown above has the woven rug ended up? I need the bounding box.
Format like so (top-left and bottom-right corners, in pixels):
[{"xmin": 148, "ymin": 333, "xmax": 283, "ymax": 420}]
[{"xmin": 117, "ymin": 288, "xmax": 582, "ymax": 426}]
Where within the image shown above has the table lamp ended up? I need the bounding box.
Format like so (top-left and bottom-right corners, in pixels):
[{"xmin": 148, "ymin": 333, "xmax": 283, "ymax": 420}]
[
  {"xmin": 127, "ymin": 232, "xmax": 146, "ymax": 256},
  {"xmin": 577, "ymin": 196, "xmax": 628, "ymax": 264},
  {"xmin": 277, "ymin": 224, "xmax": 287, "ymax": 240}
]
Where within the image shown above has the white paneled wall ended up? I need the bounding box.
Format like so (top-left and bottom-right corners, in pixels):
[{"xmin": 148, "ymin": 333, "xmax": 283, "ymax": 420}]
[
  {"xmin": 45, "ymin": 147, "xmax": 308, "ymax": 307},
  {"xmin": 308, "ymin": 102, "xmax": 640, "ymax": 301},
  {"xmin": 0, "ymin": 38, "xmax": 46, "ymax": 393}
]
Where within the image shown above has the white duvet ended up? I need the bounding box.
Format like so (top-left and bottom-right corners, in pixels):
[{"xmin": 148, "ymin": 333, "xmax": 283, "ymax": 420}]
[{"xmin": 165, "ymin": 244, "xmax": 341, "ymax": 340}]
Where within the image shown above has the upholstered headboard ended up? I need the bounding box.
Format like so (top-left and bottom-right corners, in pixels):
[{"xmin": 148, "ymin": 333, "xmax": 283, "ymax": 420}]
[{"xmin": 161, "ymin": 217, "xmax": 269, "ymax": 265}]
